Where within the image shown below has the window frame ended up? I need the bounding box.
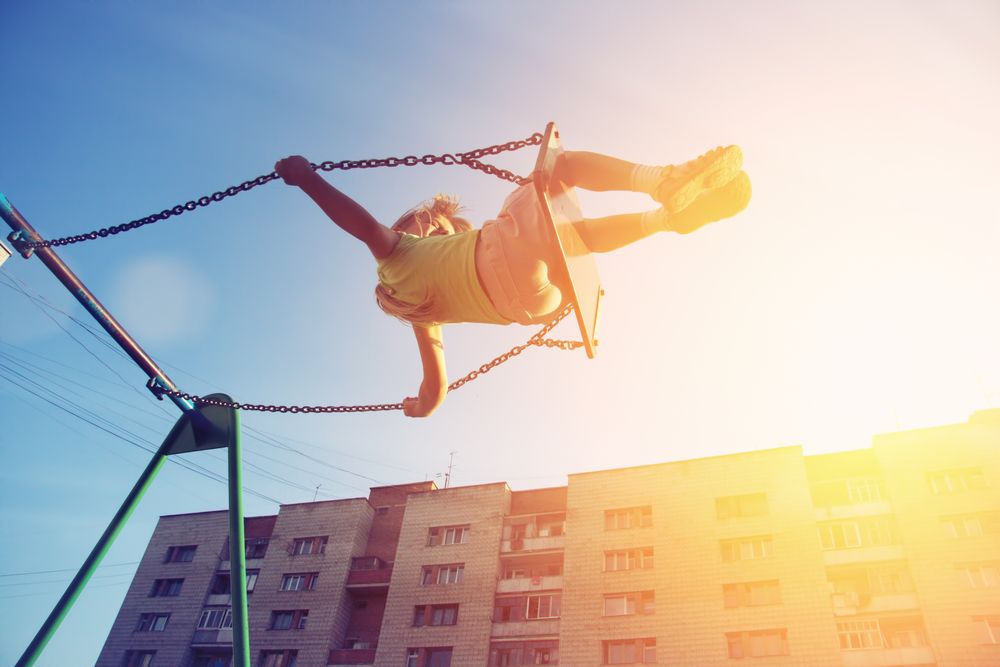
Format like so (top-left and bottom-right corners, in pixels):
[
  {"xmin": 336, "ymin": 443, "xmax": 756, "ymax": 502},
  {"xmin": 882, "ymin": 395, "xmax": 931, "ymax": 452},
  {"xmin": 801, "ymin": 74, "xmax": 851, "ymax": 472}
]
[
  {"xmin": 280, "ymin": 572, "xmax": 319, "ymax": 592},
  {"xmin": 603, "ymin": 506, "xmax": 653, "ymax": 531},
  {"xmin": 715, "ymin": 493, "xmax": 769, "ymax": 519},
  {"xmin": 135, "ymin": 612, "xmax": 170, "ymax": 632},
  {"xmin": 720, "ymin": 535, "xmax": 774, "ymax": 562},
  {"xmin": 427, "ymin": 525, "xmax": 470, "ymax": 547},
  {"xmin": 149, "ymin": 578, "xmax": 184, "ymax": 597},
  {"xmin": 163, "ymin": 544, "xmax": 197, "ymax": 563},
  {"xmin": 290, "ymin": 536, "xmax": 328, "ymax": 556},
  {"xmin": 268, "ymin": 609, "xmax": 308, "ymax": 631}
]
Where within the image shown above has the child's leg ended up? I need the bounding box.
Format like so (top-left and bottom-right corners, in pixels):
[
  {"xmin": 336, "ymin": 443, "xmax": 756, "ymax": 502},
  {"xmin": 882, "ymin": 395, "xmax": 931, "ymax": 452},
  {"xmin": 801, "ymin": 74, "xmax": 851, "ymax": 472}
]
[
  {"xmin": 572, "ymin": 213, "xmax": 661, "ymax": 253},
  {"xmin": 573, "ymin": 171, "xmax": 752, "ymax": 252},
  {"xmin": 556, "ymin": 147, "xmax": 743, "ymax": 213},
  {"xmin": 554, "ymin": 151, "xmax": 636, "ymax": 191}
]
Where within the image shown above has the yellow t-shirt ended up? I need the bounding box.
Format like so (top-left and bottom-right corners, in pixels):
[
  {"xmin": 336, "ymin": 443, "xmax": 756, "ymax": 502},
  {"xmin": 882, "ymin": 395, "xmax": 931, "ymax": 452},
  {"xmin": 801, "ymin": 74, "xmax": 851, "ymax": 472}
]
[{"xmin": 376, "ymin": 232, "xmax": 509, "ymax": 325}]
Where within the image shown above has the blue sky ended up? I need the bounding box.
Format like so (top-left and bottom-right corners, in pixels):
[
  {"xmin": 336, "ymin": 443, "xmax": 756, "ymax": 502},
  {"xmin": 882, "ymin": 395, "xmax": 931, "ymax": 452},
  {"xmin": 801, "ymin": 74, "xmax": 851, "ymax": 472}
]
[{"xmin": 2, "ymin": 2, "xmax": 999, "ymax": 664}]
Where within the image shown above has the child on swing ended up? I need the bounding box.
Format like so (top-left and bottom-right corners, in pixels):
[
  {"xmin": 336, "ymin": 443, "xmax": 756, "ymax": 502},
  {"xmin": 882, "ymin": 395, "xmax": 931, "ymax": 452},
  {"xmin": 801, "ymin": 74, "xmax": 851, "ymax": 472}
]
[{"xmin": 275, "ymin": 146, "xmax": 751, "ymax": 417}]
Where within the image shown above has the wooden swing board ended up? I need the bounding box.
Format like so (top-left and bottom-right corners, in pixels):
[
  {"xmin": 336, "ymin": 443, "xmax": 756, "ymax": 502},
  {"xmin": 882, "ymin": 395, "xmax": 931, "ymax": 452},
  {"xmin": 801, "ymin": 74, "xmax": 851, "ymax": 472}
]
[{"xmin": 533, "ymin": 122, "xmax": 602, "ymax": 358}]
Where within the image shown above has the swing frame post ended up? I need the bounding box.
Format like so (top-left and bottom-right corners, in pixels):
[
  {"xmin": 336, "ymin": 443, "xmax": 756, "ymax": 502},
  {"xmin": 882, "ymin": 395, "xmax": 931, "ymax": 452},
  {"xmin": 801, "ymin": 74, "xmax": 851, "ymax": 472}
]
[
  {"xmin": 228, "ymin": 413, "xmax": 251, "ymax": 667},
  {"xmin": 1, "ymin": 194, "xmax": 251, "ymax": 667}
]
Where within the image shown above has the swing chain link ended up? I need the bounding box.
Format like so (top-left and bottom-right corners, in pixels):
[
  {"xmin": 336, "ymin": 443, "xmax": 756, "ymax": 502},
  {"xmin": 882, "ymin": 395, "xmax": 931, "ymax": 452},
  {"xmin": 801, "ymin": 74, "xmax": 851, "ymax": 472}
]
[
  {"xmin": 21, "ymin": 132, "xmax": 544, "ymax": 250},
  {"xmin": 147, "ymin": 304, "xmax": 582, "ymax": 414}
]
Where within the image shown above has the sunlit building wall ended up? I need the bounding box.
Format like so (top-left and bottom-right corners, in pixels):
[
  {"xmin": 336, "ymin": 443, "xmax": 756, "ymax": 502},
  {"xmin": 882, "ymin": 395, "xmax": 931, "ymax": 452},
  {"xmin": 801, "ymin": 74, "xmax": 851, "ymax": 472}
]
[{"xmin": 96, "ymin": 410, "xmax": 999, "ymax": 666}]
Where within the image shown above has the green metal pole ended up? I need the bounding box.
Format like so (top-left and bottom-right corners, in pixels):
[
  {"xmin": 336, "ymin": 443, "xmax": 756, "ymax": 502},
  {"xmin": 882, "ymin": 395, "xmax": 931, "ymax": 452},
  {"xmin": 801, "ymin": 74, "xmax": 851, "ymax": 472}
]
[
  {"xmin": 228, "ymin": 409, "xmax": 251, "ymax": 667},
  {"xmin": 15, "ymin": 445, "xmax": 170, "ymax": 667}
]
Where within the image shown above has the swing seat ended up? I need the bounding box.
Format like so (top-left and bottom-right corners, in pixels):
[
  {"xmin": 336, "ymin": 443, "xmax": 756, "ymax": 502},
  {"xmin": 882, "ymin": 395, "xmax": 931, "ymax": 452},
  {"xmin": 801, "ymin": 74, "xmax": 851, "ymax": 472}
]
[{"xmin": 533, "ymin": 122, "xmax": 602, "ymax": 358}]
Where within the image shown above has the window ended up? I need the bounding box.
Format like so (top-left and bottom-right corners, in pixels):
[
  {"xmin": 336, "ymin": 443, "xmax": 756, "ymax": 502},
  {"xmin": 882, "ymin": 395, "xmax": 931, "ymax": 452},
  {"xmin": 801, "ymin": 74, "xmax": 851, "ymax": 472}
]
[
  {"xmin": 501, "ymin": 562, "xmax": 562, "ymax": 579},
  {"xmin": 531, "ymin": 647, "xmax": 555, "ymax": 664},
  {"xmin": 191, "ymin": 650, "xmax": 231, "ymax": 667},
  {"xmin": 928, "ymin": 467, "xmax": 986, "ymax": 494},
  {"xmin": 604, "ymin": 547, "xmax": 654, "ymax": 572},
  {"xmin": 604, "ymin": 591, "xmax": 655, "ymax": 616},
  {"xmin": 716, "ymin": 493, "xmax": 768, "ymax": 519},
  {"xmin": 720, "ymin": 535, "xmax": 773, "ymax": 562},
  {"xmin": 846, "ymin": 478, "xmax": 884, "ymax": 503},
  {"xmin": 819, "ymin": 517, "xmax": 898, "ymax": 549},
  {"xmin": 723, "ymin": 580, "xmax": 781, "ymax": 608},
  {"xmin": 488, "ymin": 640, "xmax": 558, "ymax": 665},
  {"xmin": 197, "ymin": 607, "xmax": 232, "ymax": 630},
  {"xmin": 726, "ymin": 629, "xmax": 789, "ymax": 658},
  {"xmin": 837, "ymin": 620, "xmax": 881, "ymax": 649},
  {"xmin": 872, "ymin": 565, "xmax": 913, "ymax": 593},
  {"xmin": 413, "ymin": 604, "xmax": 459, "ymax": 626},
  {"xmin": 973, "ymin": 616, "xmax": 1000, "ymax": 644},
  {"xmin": 840, "ymin": 616, "xmax": 926, "ymax": 649},
  {"xmin": 123, "ymin": 651, "xmax": 156, "ymax": 667},
  {"xmin": 526, "ymin": 594, "xmax": 561, "ymax": 619},
  {"xmin": 493, "ymin": 594, "xmax": 561, "ymax": 622},
  {"xmin": 428, "ymin": 525, "xmax": 469, "ymax": 546},
  {"xmin": 164, "ymin": 545, "xmax": 197, "ymax": 563},
  {"xmin": 943, "ymin": 512, "xmax": 1000, "ymax": 539},
  {"xmin": 492, "ymin": 647, "xmax": 515, "ymax": 666},
  {"xmin": 135, "ymin": 613, "xmax": 170, "ymax": 632},
  {"xmin": 280, "ymin": 573, "xmax": 319, "ymax": 591},
  {"xmin": 245, "ymin": 538, "xmax": 269, "ymax": 559},
  {"xmin": 421, "ymin": 564, "xmax": 464, "ymax": 585},
  {"xmin": 258, "ymin": 650, "xmax": 297, "ymax": 667},
  {"xmin": 290, "ymin": 536, "xmax": 327, "ymax": 555},
  {"xmin": 426, "ymin": 648, "xmax": 453, "ymax": 667},
  {"xmin": 269, "ymin": 610, "xmax": 308, "ymax": 630},
  {"xmin": 602, "ymin": 638, "xmax": 655, "ymax": 664},
  {"xmin": 149, "ymin": 578, "xmax": 183, "ymax": 597},
  {"xmin": 604, "ymin": 506, "xmax": 652, "ymax": 530},
  {"xmin": 958, "ymin": 563, "xmax": 1000, "ymax": 588},
  {"xmin": 811, "ymin": 477, "xmax": 886, "ymax": 506},
  {"xmin": 407, "ymin": 648, "xmax": 453, "ymax": 667},
  {"xmin": 209, "ymin": 570, "xmax": 259, "ymax": 595}
]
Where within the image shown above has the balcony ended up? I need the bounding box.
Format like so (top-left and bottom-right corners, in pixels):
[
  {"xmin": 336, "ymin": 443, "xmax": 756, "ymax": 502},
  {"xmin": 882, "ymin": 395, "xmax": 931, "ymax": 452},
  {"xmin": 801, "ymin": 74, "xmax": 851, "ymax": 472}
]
[
  {"xmin": 823, "ymin": 545, "xmax": 906, "ymax": 566},
  {"xmin": 496, "ymin": 575, "xmax": 563, "ymax": 594},
  {"xmin": 831, "ymin": 592, "xmax": 919, "ymax": 616},
  {"xmin": 346, "ymin": 556, "xmax": 392, "ymax": 588},
  {"xmin": 840, "ymin": 646, "xmax": 935, "ymax": 667},
  {"xmin": 491, "ymin": 618, "xmax": 560, "ymax": 638},
  {"xmin": 328, "ymin": 648, "xmax": 376, "ymax": 665},
  {"xmin": 191, "ymin": 628, "xmax": 233, "ymax": 645},
  {"xmin": 500, "ymin": 535, "xmax": 564, "ymax": 553},
  {"xmin": 815, "ymin": 501, "xmax": 893, "ymax": 521}
]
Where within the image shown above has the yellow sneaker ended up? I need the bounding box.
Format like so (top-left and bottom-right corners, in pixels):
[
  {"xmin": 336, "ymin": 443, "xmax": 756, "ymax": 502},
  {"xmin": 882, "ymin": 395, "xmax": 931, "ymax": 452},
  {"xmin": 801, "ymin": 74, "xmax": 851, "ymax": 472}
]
[
  {"xmin": 655, "ymin": 145, "xmax": 743, "ymax": 213},
  {"xmin": 667, "ymin": 170, "xmax": 751, "ymax": 234}
]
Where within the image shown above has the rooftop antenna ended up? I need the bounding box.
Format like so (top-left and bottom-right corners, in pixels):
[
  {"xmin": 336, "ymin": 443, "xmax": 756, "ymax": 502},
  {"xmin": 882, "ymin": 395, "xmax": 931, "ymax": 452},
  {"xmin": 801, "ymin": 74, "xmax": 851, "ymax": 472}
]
[
  {"xmin": 444, "ymin": 451, "xmax": 456, "ymax": 489},
  {"xmin": 312, "ymin": 484, "xmax": 322, "ymax": 502}
]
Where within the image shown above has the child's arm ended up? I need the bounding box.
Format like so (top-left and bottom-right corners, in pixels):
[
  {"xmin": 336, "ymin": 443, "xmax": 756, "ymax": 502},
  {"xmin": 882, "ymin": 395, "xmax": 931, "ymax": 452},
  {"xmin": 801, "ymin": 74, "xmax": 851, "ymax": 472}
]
[
  {"xmin": 275, "ymin": 156, "xmax": 399, "ymax": 259},
  {"xmin": 402, "ymin": 324, "xmax": 448, "ymax": 418}
]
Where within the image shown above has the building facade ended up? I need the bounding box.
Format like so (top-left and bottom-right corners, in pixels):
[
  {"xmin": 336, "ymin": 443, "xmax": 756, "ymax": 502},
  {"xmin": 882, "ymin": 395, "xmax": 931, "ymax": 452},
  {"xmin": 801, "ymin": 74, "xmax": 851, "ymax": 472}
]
[{"xmin": 97, "ymin": 410, "xmax": 1000, "ymax": 666}]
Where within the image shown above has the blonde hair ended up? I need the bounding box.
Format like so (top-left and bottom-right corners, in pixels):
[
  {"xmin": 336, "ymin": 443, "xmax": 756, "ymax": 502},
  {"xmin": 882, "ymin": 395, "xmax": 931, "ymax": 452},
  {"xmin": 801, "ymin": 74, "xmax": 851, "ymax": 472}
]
[{"xmin": 375, "ymin": 195, "xmax": 471, "ymax": 325}]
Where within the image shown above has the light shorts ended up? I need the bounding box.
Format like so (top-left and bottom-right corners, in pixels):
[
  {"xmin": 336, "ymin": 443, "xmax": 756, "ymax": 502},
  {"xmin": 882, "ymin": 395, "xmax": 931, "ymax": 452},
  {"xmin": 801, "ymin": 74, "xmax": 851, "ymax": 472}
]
[{"xmin": 474, "ymin": 182, "xmax": 567, "ymax": 325}]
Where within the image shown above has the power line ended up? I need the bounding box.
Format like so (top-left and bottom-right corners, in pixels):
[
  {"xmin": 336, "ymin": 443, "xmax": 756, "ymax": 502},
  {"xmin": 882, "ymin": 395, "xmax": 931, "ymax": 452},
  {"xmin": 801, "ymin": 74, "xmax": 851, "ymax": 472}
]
[
  {"xmin": 0, "ymin": 367, "xmax": 281, "ymax": 504},
  {"xmin": 1, "ymin": 270, "xmax": 412, "ymax": 501},
  {"xmin": 0, "ymin": 270, "xmax": 172, "ymax": 416},
  {"xmin": 0, "ymin": 561, "xmax": 139, "ymax": 578}
]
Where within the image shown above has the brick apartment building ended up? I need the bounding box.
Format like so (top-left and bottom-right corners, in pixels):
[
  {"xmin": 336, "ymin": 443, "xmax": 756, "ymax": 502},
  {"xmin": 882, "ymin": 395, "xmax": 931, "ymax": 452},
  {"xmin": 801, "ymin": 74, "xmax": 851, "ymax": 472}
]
[{"xmin": 96, "ymin": 410, "xmax": 1000, "ymax": 666}]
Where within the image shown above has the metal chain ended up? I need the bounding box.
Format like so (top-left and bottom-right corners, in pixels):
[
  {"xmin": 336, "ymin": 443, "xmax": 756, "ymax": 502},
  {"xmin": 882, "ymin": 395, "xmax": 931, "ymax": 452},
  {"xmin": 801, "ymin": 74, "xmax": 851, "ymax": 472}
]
[
  {"xmin": 22, "ymin": 132, "xmax": 544, "ymax": 249},
  {"xmin": 148, "ymin": 304, "xmax": 582, "ymax": 414}
]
